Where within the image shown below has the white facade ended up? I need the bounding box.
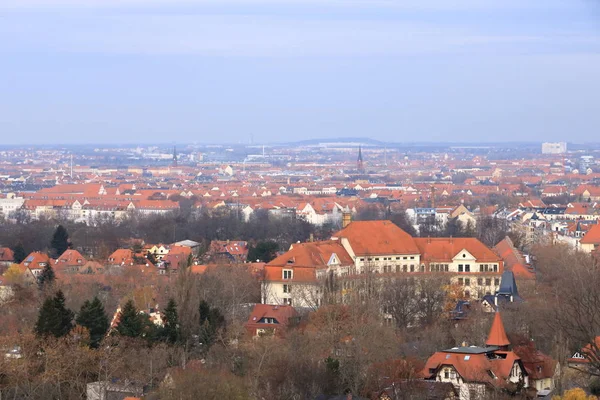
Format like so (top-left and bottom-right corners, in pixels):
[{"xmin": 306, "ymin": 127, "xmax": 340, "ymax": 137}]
[{"xmin": 541, "ymin": 142, "xmax": 567, "ymax": 154}]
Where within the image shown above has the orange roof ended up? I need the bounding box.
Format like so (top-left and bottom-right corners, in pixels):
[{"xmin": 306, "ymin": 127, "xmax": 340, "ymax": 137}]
[
  {"xmin": 55, "ymin": 249, "xmax": 86, "ymax": 266},
  {"xmin": 245, "ymin": 304, "xmax": 298, "ymax": 334},
  {"xmin": 268, "ymin": 240, "xmax": 352, "ymax": 269},
  {"xmin": 581, "ymin": 223, "xmax": 600, "ymax": 245},
  {"xmin": 422, "ymin": 350, "xmax": 519, "ymax": 385},
  {"xmin": 486, "ymin": 312, "xmax": 510, "ymax": 347},
  {"xmin": 415, "ymin": 237, "xmax": 502, "ymax": 264},
  {"xmin": 332, "ymin": 220, "xmax": 419, "ymax": 256},
  {"xmin": 21, "ymin": 252, "xmax": 51, "ymax": 270}
]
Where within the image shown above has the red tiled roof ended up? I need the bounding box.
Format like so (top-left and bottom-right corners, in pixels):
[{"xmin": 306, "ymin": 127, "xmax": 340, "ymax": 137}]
[
  {"xmin": 415, "ymin": 237, "xmax": 503, "ymax": 264},
  {"xmin": 268, "ymin": 240, "xmax": 352, "ymax": 269},
  {"xmin": 245, "ymin": 304, "xmax": 298, "ymax": 335},
  {"xmin": 0, "ymin": 247, "xmax": 14, "ymax": 262},
  {"xmin": 332, "ymin": 220, "xmax": 419, "ymax": 256},
  {"xmin": 581, "ymin": 223, "xmax": 600, "ymax": 245},
  {"xmin": 55, "ymin": 249, "xmax": 86, "ymax": 267},
  {"xmin": 486, "ymin": 312, "xmax": 510, "ymax": 347}
]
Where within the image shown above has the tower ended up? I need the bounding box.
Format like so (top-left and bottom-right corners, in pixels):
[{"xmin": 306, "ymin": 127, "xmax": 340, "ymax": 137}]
[
  {"xmin": 485, "ymin": 312, "xmax": 510, "ymax": 349},
  {"xmin": 357, "ymin": 145, "xmax": 364, "ymax": 173},
  {"xmin": 172, "ymin": 146, "xmax": 178, "ymax": 167}
]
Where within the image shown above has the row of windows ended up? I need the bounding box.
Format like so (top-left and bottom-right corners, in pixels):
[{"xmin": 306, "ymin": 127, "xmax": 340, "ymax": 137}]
[
  {"xmin": 457, "ymin": 277, "xmax": 500, "ymax": 286},
  {"xmin": 359, "ymin": 256, "xmax": 416, "ymax": 262}
]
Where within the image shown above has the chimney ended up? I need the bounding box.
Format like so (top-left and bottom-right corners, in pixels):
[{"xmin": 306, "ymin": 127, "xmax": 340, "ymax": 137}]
[
  {"xmin": 309, "ymin": 233, "xmax": 314, "ymax": 242},
  {"xmin": 342, "ymin": 212, "xmax": 352, "ymax": 228}
]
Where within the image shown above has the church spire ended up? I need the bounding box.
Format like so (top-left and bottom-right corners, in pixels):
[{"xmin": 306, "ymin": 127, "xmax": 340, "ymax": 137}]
[
  {"xmin": 357, "ymin": 145, "xmax": 364, "ymax": 172},
  {"xmin": 172, "ymin": 146, "xmax": 178, "ymax": 167},
  {"xmin": 485, "ymin": 312, "xmax": 510, "ymax": 348}
]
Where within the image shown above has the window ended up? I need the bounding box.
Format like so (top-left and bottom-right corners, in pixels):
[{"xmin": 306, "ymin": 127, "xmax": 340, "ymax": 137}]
[
  {"xmin": 410, "ymin": 256, "xmax": 415, "ymax": 260},
  {"xmin": 458, "ymin": 264, "xmax": 463, "ymax": 272},
  {"xmin": 403, "ymin": 265, "xmax": 407, "ymax": 272},
  {"xmin": 445, "ymin": 265, "xmax": 449, "ymax": 272},
  {"xmin": 458, "ymin": 278, "xmax": 463, "ymax": 285},
  {"xmin": 396, "ymin": 257, "xmax": 400, "ymax": 260},
  {"xmin": 410, "ymin": 265, "xmax": 415, "ymax": 272},
  {"xmin": 486, "ymin": 278, "xmax": 491, "ymax": 286},
  {"xmin": 444, "ymin": 370, "xmax": 449, "ymax": 379},
  {"xmin": 360, "ymin": 258, "xmax": 364, "ymax": 262},
  {"xmin": 493, "ymin": 264, "xmax": 498, "ymax": 272},
  {"xmin": 375, "ymin": 258, "xmax": 380, "ymax": 261},
  {"xmin": 477, "ymin": 278, "xmax": 483, "ymax": 285},
  {"xmin": 283, "ymin": 298, "xmax": 292, "ymax": 306},
  {"xmin": 464, "ymin": 278, "xmax": 470, "ymax": 286},
  {"xmin": 465, "ymin": 264, "xmax": 470, "ymax": 272},
  {"xmin": 395, "ymin": 265, "xmax": 400, "ymax": 273},
  {"xmin": 283, "ymin": 269, "xmax": 293, "ymax": 280},
  {"xmin": 479, "ymin": 265, "xmax": 483, "ymax": 272},
  {"xmin": 283, "ymin": 284, "xmax": 291, "ymax": 293},
  {"xmin": 403, "ymin": 256, "xmax": 407, "ymax": 260},
  {"xmin": 494, "ymin": 278, "xmax": 500, "ymax": 286},
  {"xmin": 420, "ymin": 265, "xmax": 424, "ymax": 272}
]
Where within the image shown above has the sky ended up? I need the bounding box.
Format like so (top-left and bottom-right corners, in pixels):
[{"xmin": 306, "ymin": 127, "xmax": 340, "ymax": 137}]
[{"xmin": 1, "ymin": 0, "xmax": 600, "ymax": 145}]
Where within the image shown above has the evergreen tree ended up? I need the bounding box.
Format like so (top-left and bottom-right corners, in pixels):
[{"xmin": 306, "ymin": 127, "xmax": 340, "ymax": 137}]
[
  {"xmin": 12, "ymin": 242, "xmax": 26, "ymax": 264},
  {"xmin": 50, "ymin": 224, "xmax": 71, "ymax": 258},
  {"xmin": 247, "ymin": 240, "xmax": 279, "ymax": 263},
  {"xmin": 38, "ymin": 263, "xmax": 56, "ymax": 288},
  {"xmin": 161, "ymin": 298, "xmax": 180, "ymax": 344},
  {"xmin": 77, "ymin": 297, "xmax": 109, "ymax": 348},
  {"xmin": 115, "ymin": 300, "xmax": 143, "ymax": 338},
  {"xmin": 34, "ymin": 290, "xmax": 74, "ymax": 338},
  {"xmin": 198, "ymin": 300, "xmax": 225, "ymax": 348}
]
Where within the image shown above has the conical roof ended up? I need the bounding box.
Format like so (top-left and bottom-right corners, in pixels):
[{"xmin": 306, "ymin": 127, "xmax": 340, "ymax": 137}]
[{"xmin": 486, "ymin": 312, "xmax": 510, "ymax": 347}]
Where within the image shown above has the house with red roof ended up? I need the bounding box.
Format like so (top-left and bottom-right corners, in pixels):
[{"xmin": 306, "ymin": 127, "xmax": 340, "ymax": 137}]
[
  {"xmin": 206, "ymin": 240, "xmax": 248, "ymax": 264},
  {"xmin": 262, "ymin": 220, "xmax": 504, "ymax": 307},
  {"xmin": 0, "ymin": 247, "xmax": 14, "ymax": 268},
  {"xmin": 244, "ymin": 304, "xmax": 299, "ymax": 337},
  {"xmin": 54, "ymin": 249, "xmax": 87, "ymax": 273},
  {"xmin": 580, "ymin": 222, "xmax": 600, "ymax": 253},
  {"xmin": 421, "ymin": 313, "xmax": 529, "ymax": 399},
  {"xmin": 20, "ymin": 252, "xmax": 52, "ymax": 278}
]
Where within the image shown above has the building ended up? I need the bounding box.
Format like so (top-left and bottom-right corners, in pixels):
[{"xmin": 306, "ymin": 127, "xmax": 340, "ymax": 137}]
[
  {"xmin": 261, "ymin": 220, "xmax": 503, "ymax": 307},
  {"xmin": 421, "ymin": 313, "xmax": 529, "ymax": 400},
  {"xmin": 579, "ymin": 156, "xmax": 594, "ymax": 175},
  {"xmin": 580, "ymin": 223, "xmax": 600, "ymax": 253},
  {"xmin": 244, "ymin": 304, "xmax": 299, "ymax": 337},
  {"xmin": 541, "ymin": 142, "xmax": 567, "ymax": 154}
]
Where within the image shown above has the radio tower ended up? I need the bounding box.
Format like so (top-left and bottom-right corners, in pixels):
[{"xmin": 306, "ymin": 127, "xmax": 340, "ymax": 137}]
[{"xmin": 172, "ymin": 146, "xmax": 178, "ymax": 167}]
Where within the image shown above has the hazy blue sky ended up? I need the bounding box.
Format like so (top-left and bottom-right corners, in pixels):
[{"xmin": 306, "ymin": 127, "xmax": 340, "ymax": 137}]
[{"xmin": 1, "ymin": 0, "xmax": 599, "ymax": 144}]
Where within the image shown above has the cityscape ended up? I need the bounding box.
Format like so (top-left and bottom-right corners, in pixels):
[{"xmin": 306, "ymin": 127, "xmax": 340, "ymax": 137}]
[{"xmin": 2, "ymin": 0, "xmax": 600, "ymax": 399}]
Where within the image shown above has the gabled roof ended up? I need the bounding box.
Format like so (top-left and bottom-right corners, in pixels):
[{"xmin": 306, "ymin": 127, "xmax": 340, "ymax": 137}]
[
  {"xmin": 20, "ymin": 252, "xmax": 51, "ymax": 269},
  {"xmin": 55, "ymin": 249, "xmax": 86, "ymax": 266},
  {"xmin": 415, "ymin": 237, "xmax": 502, "ymax": 264},
  {"xmin": 486, "ymin": 312, "xmax": 510, "ymax": 347},
  {"xmin": 332, "ymin": 220, "xmax": 419, "ymax": 256},
  {"xmin": 0, "ymin": 247, "xmax": 14, "ymax": 262},
  {"xmin": 245, "ymin": 304, "xmax": 298, "ymax": 334},
  {"xmin": 268, "ymin": 240, "xmax": 352, "ymax": 269},
  {"xmin": 581, "ymin": 223, "xmax": 600, "ymax": 245}
]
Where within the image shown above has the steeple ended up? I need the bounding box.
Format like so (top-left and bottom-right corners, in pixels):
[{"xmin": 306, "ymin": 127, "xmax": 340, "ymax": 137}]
[
  {"xmin": 172, "ymin": 146, "xmax": 178, "ymax": 167},
  {"xmin": 357, "ymin": 145, "xmax": 364, "ymax": 172},
  {"xmin": 485, "ymin": 312, "xmax": 510, "ymax": 348}
]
